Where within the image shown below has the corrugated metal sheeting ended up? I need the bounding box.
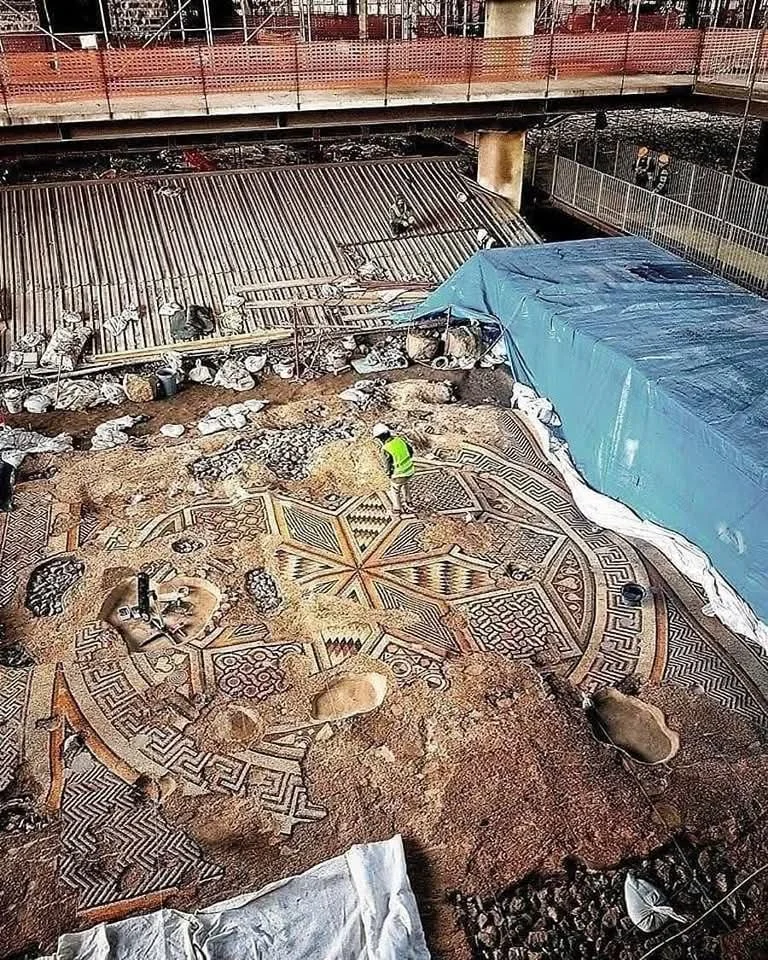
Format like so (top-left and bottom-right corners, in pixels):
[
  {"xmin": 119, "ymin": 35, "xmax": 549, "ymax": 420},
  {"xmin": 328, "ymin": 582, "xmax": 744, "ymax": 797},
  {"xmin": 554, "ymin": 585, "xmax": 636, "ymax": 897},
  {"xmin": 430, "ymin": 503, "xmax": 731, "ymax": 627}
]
[{"xmin": 0, "ymin": 157, "xmax": 537, "ymax": 360}]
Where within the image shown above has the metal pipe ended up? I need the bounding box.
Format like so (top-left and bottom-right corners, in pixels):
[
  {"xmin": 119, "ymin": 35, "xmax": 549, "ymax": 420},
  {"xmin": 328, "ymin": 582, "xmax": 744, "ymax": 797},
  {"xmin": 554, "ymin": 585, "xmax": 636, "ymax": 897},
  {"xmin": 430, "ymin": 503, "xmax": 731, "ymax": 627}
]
[
  {"xmin": 96, "ymin": 0, "xmax": 110, "ymax": 47},
  {"xmin": 241, "ymin": 0, "xmax": 248, "ymax": 43},
  {"xmin": 749, "ymin": 0, "xmax": 760, "ymax": 28},
  {"xmin": 633, "ymin": 0, "xmax": 640, "ymax": 32},
  {"xmin": 141, "ymin": 0, "xmax": 194, "ymax": 48},
  {"xmin": 202, "ymin": 0, "xmax": 214, "ymax": 45},
  {"xmin": 180, "ymin": 0, "xmax": 187, "ymax": 42}
]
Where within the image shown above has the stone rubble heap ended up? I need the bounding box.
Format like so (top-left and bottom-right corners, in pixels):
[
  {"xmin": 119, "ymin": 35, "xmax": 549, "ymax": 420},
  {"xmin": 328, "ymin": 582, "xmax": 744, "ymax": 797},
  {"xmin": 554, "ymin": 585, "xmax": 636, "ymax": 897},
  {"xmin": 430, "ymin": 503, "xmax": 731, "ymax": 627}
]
[
  {"xmin": 244, "ymin": 568, "xmax": 283, "ymax": 615},
  {"xmin": 189, "ymin": 422, "xmax": 356, "ymax": 483},
  {"xmin": 25, "ymin": 555, "xmax": 86, "ymax": 618},
  {"xmin": 454, "ymin": 840, "xmax": 751, "ymax": 960}
]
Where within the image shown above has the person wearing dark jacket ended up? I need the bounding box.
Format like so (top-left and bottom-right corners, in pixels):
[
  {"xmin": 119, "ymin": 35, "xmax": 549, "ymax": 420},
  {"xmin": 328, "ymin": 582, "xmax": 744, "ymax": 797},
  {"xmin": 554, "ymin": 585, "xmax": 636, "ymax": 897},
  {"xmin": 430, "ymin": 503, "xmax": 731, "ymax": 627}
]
[
  {"xmin": 634, "ymin": 146, "xmax": 655, "ymax": 189},
  {"xmin": 653, "ymin": 154, "xmax": 671, "ymax": 195}
]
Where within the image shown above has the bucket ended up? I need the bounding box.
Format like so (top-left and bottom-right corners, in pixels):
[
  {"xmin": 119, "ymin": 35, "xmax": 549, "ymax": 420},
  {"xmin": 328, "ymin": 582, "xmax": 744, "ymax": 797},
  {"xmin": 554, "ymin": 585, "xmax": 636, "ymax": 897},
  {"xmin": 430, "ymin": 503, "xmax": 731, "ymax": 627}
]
[
  {"xmin": 621, "ymin": 582, "xmax": 645, "ymax": 606},
  {"xmin": 3, "ymin": 389, "xmax": 23, "ymax": 414},
  {"xmin": 154, "ymin": 367, "xmax": 178, "ymax": 399}
]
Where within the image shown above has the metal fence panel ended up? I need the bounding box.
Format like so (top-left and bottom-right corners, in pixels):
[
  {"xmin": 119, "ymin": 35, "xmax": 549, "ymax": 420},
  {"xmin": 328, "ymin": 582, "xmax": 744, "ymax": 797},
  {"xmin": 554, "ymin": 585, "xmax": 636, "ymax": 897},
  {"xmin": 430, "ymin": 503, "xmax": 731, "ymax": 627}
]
[{"xmin": 533, "ymin": 152, "xmax": 768, "ymax": 295}]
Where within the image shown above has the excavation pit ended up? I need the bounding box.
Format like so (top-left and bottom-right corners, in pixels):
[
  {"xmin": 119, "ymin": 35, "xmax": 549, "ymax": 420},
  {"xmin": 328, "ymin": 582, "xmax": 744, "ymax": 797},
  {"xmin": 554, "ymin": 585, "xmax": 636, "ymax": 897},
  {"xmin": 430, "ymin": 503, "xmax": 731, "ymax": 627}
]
[
  {"xmin": 99, "ymin": 575, "xmax": 222, "ymax": 652},
  {"xmin": 311, "ymin": 672, "xmax": 388, "ymax": 722},
  {"xmin": 590, "ymin": 688, "xmax": 680, "ymax": 765}
]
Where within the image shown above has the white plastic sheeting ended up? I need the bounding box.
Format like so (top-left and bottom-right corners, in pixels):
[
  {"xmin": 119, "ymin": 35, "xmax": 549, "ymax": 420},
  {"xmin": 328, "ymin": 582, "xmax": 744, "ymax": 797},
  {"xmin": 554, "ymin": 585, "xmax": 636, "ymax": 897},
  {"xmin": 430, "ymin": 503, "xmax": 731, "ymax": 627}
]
[
  {"xmin": 511, "ymin": 383, "xmax": 768, "ymax": 652},
  {"xmin": 43, "ymin": 836, "xmax": 431, "ymax": 960}
]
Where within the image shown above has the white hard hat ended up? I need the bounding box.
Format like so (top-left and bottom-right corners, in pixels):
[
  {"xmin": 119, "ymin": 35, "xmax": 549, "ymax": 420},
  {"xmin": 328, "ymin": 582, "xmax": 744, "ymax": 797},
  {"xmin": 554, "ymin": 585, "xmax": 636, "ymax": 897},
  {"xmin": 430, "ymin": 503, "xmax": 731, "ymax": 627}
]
[{"xmin": 372, "ymin": 423, "xmax": 390, "ymax": 438}]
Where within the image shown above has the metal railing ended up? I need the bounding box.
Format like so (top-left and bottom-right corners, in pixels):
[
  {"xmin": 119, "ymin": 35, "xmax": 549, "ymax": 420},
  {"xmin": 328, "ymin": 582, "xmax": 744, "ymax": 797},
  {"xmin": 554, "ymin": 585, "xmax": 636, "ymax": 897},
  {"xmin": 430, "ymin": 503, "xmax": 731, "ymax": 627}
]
[
  {"xmin": 530, "ymin": 149, "xmax": 768, "ymax": 294},
  {"xmin": 565, "ymin": 139, "xmax": 768, "ymax": 235}
]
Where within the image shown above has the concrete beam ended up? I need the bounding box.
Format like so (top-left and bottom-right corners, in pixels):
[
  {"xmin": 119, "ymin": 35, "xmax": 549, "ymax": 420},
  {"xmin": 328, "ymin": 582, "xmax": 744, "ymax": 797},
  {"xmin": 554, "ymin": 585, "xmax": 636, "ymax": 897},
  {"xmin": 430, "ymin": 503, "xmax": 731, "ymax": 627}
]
[{"xmin": 476, "ymin": 129, "xmax": 525, "ymax": 210}]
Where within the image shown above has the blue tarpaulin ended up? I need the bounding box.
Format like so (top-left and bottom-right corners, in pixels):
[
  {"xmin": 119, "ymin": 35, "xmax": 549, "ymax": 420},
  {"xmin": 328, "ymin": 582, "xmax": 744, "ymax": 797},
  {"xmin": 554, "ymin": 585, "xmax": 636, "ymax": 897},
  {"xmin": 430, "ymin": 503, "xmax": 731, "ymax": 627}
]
[{"xmin": 410, "ymin": 237, "xmax": 768, "ymax": 625}]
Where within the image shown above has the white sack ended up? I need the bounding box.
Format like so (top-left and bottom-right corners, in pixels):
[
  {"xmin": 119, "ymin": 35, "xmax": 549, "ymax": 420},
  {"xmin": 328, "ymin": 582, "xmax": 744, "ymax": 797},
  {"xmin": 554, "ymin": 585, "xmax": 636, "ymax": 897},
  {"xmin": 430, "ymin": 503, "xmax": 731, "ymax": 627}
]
[{"xmin": 45, "ymin": 835, "xmax": 430, "ymax": 960}]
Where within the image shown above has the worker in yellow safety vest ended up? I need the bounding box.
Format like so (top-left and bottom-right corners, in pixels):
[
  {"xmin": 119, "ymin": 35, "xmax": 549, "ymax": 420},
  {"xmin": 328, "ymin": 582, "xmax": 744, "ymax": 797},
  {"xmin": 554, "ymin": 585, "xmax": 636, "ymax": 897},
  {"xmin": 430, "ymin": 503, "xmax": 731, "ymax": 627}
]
[{"xmin": 372, "ymin": 423, "xmax": 415, "ymax": 518}]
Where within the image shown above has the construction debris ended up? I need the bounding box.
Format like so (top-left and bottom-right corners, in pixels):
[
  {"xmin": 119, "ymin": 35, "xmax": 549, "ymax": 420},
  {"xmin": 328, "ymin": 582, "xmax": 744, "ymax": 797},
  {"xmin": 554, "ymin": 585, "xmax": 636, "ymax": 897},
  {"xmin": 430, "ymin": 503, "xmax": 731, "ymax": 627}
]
[
  {"xmin": 91, "ymin": 415, "xmax": 147, "ymax": 451},
  {"xmin": 218, "ymin": 295, "xmax": 247, "ymax": 337},
  {"xmin": 213, "ymin": 359, "xmax": 256, "ymax": 392},
  {"xmin": 338, "ymin": 378, "xmax": 389, "ymax": 411},
  {"xmin": 41, "ymin": 313, "xmax": 93, "ymax": 371},
  {"xmin": 123, "ymin": 373, "xmax": 155, "ymax": 404},
  {"xmin": 0, "ymin": 425, "xmax": 73, "ymax": 467},
  {"xmin": 454, "ymin": 838, "xmax": 747, "ymax": 960},
  {"xmin": 190, "ymin": 421, "xmax": 354, "ymax": 482},
  {"xmin": 352, "ymin": 338, "xmax": 409, "ymax": 374},
  {"xmin": 5, "ymin": 333, "xmax": 46, "ymax": 372}
]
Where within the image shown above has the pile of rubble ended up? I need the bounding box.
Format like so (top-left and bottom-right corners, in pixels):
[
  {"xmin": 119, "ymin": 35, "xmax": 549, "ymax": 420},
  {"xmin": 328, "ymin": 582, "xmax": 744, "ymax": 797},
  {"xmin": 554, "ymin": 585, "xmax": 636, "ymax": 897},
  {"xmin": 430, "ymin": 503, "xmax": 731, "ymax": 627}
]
[
  {"xmin": 25, "ymin": 555, "xmax": 86, "ymax": 618},
  {"xmin": 189, "ymin": 421, "xmax": 356, "ymax": 483},
  {"xmin": 527, "ymin": 108, "xmax": 760, "ymax": 175},
  {"xmin": 454, "ymin": 839, "xmax": 753, "ymax": 960}
]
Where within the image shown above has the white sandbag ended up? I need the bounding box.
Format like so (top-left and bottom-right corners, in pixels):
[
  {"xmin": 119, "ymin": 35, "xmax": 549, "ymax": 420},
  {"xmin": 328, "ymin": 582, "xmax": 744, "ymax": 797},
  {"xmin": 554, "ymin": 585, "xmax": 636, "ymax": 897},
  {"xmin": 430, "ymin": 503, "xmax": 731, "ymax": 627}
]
[
  {"xmin": 214, "ymin": 359, "xmax": 255, "ymax": 392},
  {"xmin": 244, "ymin": 354, "xmax": 268, "ymax": 374},
  {"xmin": 624, "ymin": 872, "xmax": 687, "ymax": 933},
  {"xmin": 43, "ymin": 379, "xmax": 102, "ymax": 411},
  {"xmin": 100, "ymin": 382, "xmax": 127, "ymax": 406},
  {"xmin": 188, "ymin": 360, "xmax": 213, "ymax": 384},
  {"xmin": 41, "ymin": 320, "xmax": 93, "ymax": 371},
  {"xmin": 0, "ymin": 425, "xmax": 72, "ymax": 467},
  {"xmin": 91, "ymin": 416, "xmax": 143, "ymax": 451},
  {"xmin": 24, "ymin": 393, "xmax": 52, "ymax": 414},
  {"xmin": 160, "ymin": 424, "xmax": 185, "ymax": 439}
]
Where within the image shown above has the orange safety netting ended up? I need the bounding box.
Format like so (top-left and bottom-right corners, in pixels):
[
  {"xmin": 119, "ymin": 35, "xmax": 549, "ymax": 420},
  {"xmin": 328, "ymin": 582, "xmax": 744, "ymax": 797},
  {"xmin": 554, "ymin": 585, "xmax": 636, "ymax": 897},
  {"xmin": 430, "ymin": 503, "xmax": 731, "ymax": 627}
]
[{"xmin": 0, "ymin": 29, "xmax": 755, "ymax": 115}]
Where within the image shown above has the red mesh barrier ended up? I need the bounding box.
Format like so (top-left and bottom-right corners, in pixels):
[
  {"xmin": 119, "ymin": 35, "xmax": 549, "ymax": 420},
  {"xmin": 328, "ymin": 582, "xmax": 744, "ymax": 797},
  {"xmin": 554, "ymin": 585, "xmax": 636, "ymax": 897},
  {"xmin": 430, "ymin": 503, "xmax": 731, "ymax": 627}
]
[
  {"xmin": 0, "ymin": 29, "xmax": 726, "ymax": 119},
  {"xmin": 387, "ymin": 37, "xmax": 472, "ymax": 90},
  {"xmin": 3, "ymin": 50, "xmax": 106, "ymax": 102},
  {"xmin": 472, "ymin": 37, "xmax": 547, "ymax": 83},
  {"xmin": 105, "ymin": 47, "xmax": 205, "ymax": 98},
  {"xmin": 204, "ymin": 43, "xmax": 297, "ymax": 94},
  {"xmin": 559, "ymin": 12, "xmax": 681, "ymax": 33},
  {"xmin": 298, "ymin": 40, "xmax": 387, "ymax": 91},
  {"xmin": 698, "ymin": 27, "xmax": 765, "ymax": 78},
  {"xmin": 625, "ymin": 29, "xmax": 701, "ymax": 75},
  {"xmin": 550, "ymin": 32, "xmax": 628, "ymax": 76}
]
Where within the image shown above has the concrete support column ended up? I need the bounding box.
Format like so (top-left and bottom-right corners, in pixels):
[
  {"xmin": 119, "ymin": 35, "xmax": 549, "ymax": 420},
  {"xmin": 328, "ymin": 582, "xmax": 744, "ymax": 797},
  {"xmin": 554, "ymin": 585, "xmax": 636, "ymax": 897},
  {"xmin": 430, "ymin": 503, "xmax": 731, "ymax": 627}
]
[
  {"xmin": 484, "ymin": 0, "xmax": 535, "ymax": 38},
  {"xmin": 477, "ymin": 129, "xmax": 526, "ymax": 211},
  {"xmin": 751, "ymin": 120, "xmax": 768, "ymax": 187}
]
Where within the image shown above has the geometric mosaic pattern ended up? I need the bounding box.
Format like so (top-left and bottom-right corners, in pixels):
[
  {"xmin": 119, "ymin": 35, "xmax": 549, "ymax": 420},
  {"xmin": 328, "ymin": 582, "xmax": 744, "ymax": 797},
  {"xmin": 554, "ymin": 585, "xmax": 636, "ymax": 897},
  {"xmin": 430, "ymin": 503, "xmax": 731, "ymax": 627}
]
[
  {"xmin": 4, "ymin": 409, "xmax": 768, "ymax": 934},
  {"xmin": 60, "ymin": 743, "xmax": 223, "ymax": 911}
]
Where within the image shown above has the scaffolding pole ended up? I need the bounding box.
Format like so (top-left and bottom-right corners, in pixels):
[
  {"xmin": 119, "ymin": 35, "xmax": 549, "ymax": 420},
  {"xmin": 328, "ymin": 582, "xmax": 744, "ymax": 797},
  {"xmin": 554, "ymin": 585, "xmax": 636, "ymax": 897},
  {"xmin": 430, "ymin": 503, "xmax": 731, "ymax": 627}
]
[
  {"xmin": 141, "ymin": 0, "xmax": 194, "ymax": 47},
  {"xmin": 202, "ymin": 0, "xmax": 214, "ymax": 44},
  {"xmin": 240, "ymin": 0, "xmax": 248, "ymax": 41},
  {"xmin": 96, "ymin": 0, "xmax": 110, "ymax": 46}
]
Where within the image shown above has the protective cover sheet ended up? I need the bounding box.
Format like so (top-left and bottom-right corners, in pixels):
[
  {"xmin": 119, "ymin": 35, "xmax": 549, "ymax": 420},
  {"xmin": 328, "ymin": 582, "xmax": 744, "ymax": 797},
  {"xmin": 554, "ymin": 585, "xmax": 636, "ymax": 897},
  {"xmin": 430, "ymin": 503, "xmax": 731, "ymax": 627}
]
[
  {"xmin": 410, "ymin": 237, "xmax": 768, "ymax": 632},
  {"xmin": 45, "ymin": 835, "xmax": 430, "ymax": 960}
]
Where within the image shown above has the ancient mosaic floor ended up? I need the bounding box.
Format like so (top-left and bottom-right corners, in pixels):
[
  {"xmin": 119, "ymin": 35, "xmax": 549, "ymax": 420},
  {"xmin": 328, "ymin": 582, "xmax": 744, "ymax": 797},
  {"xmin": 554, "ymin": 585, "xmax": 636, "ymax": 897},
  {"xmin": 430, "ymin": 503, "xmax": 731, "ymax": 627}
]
[{"xmin": 2, "ymin": 410, "xmax": 768, "ymax": 935}]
